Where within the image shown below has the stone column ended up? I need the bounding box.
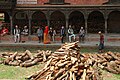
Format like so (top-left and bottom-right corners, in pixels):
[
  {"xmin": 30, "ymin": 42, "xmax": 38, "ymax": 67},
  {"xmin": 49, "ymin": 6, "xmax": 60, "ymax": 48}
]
[
  {"xmin": 65, "ymin": 15, "xmax": 69, "ymax": 42},
  {"xmin": 46, "ymin": 11, "xmax": 50, "ymax": 27},
  {"xmin": 10, "ymin": 16, "xmax": 13, "ymax": 35},
  {"xmin": 85, "ymin": 16, "xmax": 88, "ymax": 36},
  {"xmin": 27, "ymin": 11, "xmax": 32, "ymax": 41},
  {"xmin": 104, "ymin": 14, "xmax": 108, "ymax": 42},
  {"xmin": 105, "ymin": 16, "xmax": 108, "ymax": 35},
  {"xmin": 28, "ymin": 17, "xmax": 32, "ymax": 35}
]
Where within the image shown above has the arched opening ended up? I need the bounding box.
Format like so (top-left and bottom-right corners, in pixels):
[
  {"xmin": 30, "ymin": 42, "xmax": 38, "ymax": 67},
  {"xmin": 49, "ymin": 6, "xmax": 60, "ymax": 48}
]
[
  {"xmin": 88, "ymin": 11, "xmax": 105, "ymax": 33},
  {"xmin": 69, "ymin": 11, "xmax": 85, "ymax": 34},
  {"xmin": 50, "ymin": 11, "xmax": 65, "ymax": 33},
  {"xmin": 32, "ymin": 11, "xmax": 47, "ymax": 34},
  {"xmin": 0, "ymin": 11, "xmax": 10, "ymax": 33},
  {"xmin": 14, "ymin": 11, "xmax": 28, "ymax": 30},
  {"xmin": 108, "ymin": 11, "xmax": 120, "ymax": 33}
]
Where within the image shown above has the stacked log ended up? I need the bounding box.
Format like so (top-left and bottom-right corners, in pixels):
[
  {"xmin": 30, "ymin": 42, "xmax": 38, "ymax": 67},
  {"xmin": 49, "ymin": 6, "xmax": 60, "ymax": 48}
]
[
  {"xmin": 27, "ymin": 42, "xmax": 102, "ymax": 80},
  {"xmin": 0, "ymin": 50, "xmax": 52, "ymax": 67},
  {"xmin": 89, "ymin": 51, "xmax": 120, "ymax": 74}
]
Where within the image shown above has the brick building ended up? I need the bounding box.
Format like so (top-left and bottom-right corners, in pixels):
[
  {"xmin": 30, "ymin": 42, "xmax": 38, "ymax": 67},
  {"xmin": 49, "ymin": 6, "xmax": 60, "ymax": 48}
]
[{"xmin": 0, "ymin": 0, "xmax": 120, "ymax": 37}]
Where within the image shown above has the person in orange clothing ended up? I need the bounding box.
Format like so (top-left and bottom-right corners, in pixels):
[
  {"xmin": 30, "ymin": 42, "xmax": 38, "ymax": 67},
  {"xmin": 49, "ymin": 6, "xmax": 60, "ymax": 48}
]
[
  {"xmin": 44, "ymin": 26, "xmax": 50, "ymax": 44},
  {"xmin": 0, "ymin": 27, "xmax": 9, "ymax": 36}
]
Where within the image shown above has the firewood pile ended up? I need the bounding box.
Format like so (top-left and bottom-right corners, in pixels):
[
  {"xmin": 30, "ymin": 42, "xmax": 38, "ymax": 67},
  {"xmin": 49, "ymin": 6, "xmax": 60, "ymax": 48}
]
[
  {"xmin": 27, "ymin": 42, "xmax": 103, "ymax": 80},
  {"xmin": 0, "ymin": 50, "xmax": 52, "ymax": 67},
  {"xmin": 89, "ymin": 51, "xmax": 120, "ymax": 74},
  {"xmin": 0, "ymin": 42, "xmax": 120, "ymax": 80}
]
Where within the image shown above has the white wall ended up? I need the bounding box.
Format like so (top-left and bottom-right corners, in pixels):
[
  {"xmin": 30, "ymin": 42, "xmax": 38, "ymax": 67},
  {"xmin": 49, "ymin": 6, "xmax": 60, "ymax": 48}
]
[{"xmin": 17, "ymin": 0, "xmax": 37, "ymax": 4}]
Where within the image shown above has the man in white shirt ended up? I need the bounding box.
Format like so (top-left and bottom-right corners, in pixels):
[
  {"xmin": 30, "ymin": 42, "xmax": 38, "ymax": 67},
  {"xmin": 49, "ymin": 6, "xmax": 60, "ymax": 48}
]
[
  {"xmin": 68, "ymin": 25, "xmax": 75, "ymax": 42},
  {"xmin": 13, "ymin": 25, "xmax": 21, "ymax": 43}
]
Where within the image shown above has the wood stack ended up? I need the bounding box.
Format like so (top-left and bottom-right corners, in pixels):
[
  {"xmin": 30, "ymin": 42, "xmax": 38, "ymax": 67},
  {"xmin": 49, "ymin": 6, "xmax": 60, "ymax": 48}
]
[
  {"xmin": 0, "ymin": 50, "xmax": 52, "ymax": 67},
  {"xmin": 27, "ymin": 42, "xmax": 102, "ymax": 80},
  {"xmin": 89, "ymin": 51, "xmax": 120, "ymax": 74}
]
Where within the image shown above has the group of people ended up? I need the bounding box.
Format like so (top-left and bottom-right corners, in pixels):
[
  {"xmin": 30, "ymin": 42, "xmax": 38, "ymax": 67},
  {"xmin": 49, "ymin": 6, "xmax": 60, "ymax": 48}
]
[
  {"xmin": 36, "ymin": 26, "xmax": 56, "ymax": 44},
  {"xmin": 0, "ymin": 25, "xmax": 104, "ymax": 53},
  {"xmin": 37, "ymin": 25, "xmax": 104, "ymax": 53},
  {"xmin": 61, "ymin": 25, "xmax": 85, "ymax": 43},
  {"xmin": 13, "ymin": 25, "xmax": 29, "ymax": 43}
]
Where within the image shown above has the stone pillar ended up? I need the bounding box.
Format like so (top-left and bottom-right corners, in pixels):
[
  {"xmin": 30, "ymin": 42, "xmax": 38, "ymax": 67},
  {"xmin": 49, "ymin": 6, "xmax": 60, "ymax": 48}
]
[
  {"xmin": 28, "ymin": 17, "xmax": 32, "ymax": 35},
  {"xmin": 104, "ymin": 14, "xmax": 108, "ymax": 42},
  {"xmin": 10, "ymin": 16, "xmax": 13, "ymax": 35},
  {"xmin": 85, "ymin": 16, "xmax": 88, "ymax": 36},
  {"xmin": 65, "ymin": 15, "xmax": 69, "ymax": 42},
  {"xmin": 46, "ymin": 11, "xmax": 50, "ymax": 27},
  {"xmin": 27, "ymin": 11, "xmax": 33, "ymax": 41},
  {"xmin": 47, "ymin": 17, "xmax": 50, "ymax": 27},
  {"xmin": 105, "ymin": 16, "xmax": 108, "ymax": 35}
]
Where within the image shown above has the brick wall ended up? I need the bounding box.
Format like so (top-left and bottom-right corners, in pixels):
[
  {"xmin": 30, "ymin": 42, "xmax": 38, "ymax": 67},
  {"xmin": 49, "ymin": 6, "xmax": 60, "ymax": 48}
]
[{"xmin": 37, "ymin": 0, "xmax": 108, "ymax": 5}]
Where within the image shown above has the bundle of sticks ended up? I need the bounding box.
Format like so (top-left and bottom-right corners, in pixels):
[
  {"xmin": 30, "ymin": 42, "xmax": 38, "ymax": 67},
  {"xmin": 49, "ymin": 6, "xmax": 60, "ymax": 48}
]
[
  {"xmin": 0, "ymin": 50, "xmax": 52, "ymax": 67},
  {"xmin": 27, "ymin": 42, "xmax": 102, "ymax": 80}
]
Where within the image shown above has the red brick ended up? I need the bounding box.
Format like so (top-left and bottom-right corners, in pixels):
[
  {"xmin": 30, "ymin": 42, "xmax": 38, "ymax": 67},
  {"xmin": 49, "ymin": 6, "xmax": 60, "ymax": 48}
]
[{"xmin": 37, "ymin": 0, "xmax": 108, "ymax": 5}]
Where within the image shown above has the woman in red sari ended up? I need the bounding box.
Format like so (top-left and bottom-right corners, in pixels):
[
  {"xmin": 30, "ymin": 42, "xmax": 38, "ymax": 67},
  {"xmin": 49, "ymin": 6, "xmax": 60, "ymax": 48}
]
[{"xmin": 44, "ymin": 26, "xmax": 50, "ymax": 44}]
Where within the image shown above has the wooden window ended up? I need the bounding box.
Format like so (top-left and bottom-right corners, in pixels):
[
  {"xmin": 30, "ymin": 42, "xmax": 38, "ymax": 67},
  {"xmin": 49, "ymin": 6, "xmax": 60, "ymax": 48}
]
[{"xmin": 49, "ymin": 0, "xmax": 64, "ymax": 4}]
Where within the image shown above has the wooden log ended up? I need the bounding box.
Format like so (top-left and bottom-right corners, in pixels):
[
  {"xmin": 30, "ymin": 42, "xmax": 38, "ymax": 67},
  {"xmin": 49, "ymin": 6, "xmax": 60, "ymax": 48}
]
[
  {"xmin": 53, "ymin": 68, "xmax": 65, "ymax": 80},
  {"xmin": 114, "ymin": 60, "xmax": 120, "ymax": 65},
  {"xmin": 44, "ymin": 58, "xmax": 52, "ymax": 69},
  {"xmin": 45, "ymin": 50, "xmax": 52, "ymax": 56},
  {"xmin": 73, "ymin": 72, "xmax": 76, "ymax": 80},
  {"xmin": 107, "ymin": 52, "xmax": 120, "ymax": 61},
  {"xmin": 69, "ymin": 71, "xmax": 73, "ymax": 80},
  {"xmin": 9, "ymin": 61, "xmax": 19, "ymax": 66},
  {"xmin": 10, "ymin": 52, "xmax": 18, "ymax": 61},
  {"xmin": 57, "ymin": 61, "xmax": 71, "ymax": 68},
  {"xmin": 42, "ymin": 51, "xmax": 47, "ymax": 62},
  {"xmin": 104, "ymin": 66, "xmax": 119, "ymax": 74},
  {"xmin": 57, "ymin": 71, "xmax": 68, "ymax": 80},
  {"xmin": 4, "ymin": 52, "xmax": 18, "ymax": 65},
  {"xmin": 80, "ymin": 69, "xmax": 86, "ymax": 80},
  {"xmin": 103, "ymin": 53, "xmax": 113, "ymax": 61},
  {"xmin": 33, "ymin": 67, "xmax": 50, "ymax": 80},
  {"xmin": 114, "ymin": 66, "xmax": 120, "ymax": 74},
  {"xmin": 97, "ymin": 54, "xmax": 107, "ymax": 62},
  {"xmin": 71, "ymin": 57, "xmax": 78, "ymax": 64},
  {"xmin": 24, "ymin": 50, "xmax": 34, "ymax": 60},
  {"xmin": 20, "ymin": 58, "xmax": 40, "ymax": 67}
]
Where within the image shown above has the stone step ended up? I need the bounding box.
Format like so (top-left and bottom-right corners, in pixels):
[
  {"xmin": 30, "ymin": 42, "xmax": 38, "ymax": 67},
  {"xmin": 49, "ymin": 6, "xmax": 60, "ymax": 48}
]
[{"xmin": 0, "ymin": 35, "xmax": 120, "ymax": 42}]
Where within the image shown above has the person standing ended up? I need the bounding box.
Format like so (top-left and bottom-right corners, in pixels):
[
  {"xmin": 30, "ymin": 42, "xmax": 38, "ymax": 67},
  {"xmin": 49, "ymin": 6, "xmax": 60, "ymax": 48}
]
[
  {"xmin": 13, "ymin": 25, "xmax": 21, "ymax": 43},
  {"xmin": 98, "ymin": 31, "xmax": 104, "ymax": 53},
  {"xmin": 79, "ymin": 27, "xmax": 85, "ymax": 43},
  {"xmin": 60, "ymin": 26, "xmax": 65, "ymax": 43},
  {"xmin": 52, "ymin": 29, "xmax": 56, "ymax": 42},
  {"xmin": 49, "ymin": 27, "xmax": 53, "ymax": 41},
  {"xmin": 68, "ymin": 25, "xmax": 75, "ymax": 42},
  {"xmin": 44, "ymin": 26, "xmax": 50, "ymax": 44},
  {"xmin": 37, "ymin": 27, "xmax": 43, "ymax": 43}
]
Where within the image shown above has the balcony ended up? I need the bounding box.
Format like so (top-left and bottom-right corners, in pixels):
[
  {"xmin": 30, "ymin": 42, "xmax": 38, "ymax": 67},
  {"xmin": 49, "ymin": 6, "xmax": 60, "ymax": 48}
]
[{"xmin": 0, "ymin": 0, "xmax": 16, "ymax": 10}]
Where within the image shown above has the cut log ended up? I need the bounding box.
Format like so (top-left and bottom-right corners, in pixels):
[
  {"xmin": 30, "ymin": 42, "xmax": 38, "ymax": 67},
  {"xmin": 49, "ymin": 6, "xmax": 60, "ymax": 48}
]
[
  {"xmin": 24, "ymin": 50, "xmax": 34, "ymax": 60},
  {"xmin": 53, "ymin": 68, "xmax": 65, "ymax": 80},
  {"xmin": 20, "ymin": 58, "xmax": 40, "ymax": 67}
]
